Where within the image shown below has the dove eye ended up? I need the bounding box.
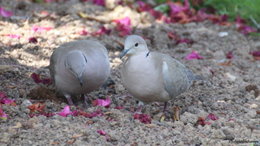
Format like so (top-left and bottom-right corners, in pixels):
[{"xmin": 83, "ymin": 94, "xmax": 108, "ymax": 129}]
[{"xmin": 135, "ymin": 43, "xmax": 138, "ymax": 47}]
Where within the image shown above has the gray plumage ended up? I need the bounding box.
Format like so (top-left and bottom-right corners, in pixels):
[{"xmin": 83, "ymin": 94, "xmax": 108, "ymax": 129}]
[
  {"xmin": 120, "ymin": 35, "xmax": 196, "ymax": 104},
  {"xmin": 49, "ymin": 40, "xmax": 110, "ymax": 105}
]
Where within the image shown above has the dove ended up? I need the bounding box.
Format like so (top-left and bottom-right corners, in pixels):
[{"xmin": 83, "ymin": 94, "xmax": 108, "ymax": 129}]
[
  {"xmin": 49, "ymin": 40, "xmax": 110, "ymax": 106},
  {"xmin": 120, "ymin": 35, "xmax": 198, "ymax": 111}
]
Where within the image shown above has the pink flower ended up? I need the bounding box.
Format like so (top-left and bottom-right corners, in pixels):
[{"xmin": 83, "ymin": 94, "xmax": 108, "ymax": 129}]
[
  {"xmin": 250, "ymin": 51, "xmax": 260, "ymax": 57},
  {"xmin": 176, "ymin": 38, "xmax": 193, "ymax": 44},
  {"xmin": 133, "ymin": 113, "xmax": 151, "ymax": 124},
  {"xmin": 29, "ymin": 37, "xmax": 38, "ymax": 43},
  {"xmin": 0, "ymin": 106, "xmax": 7, "ymax": 120},
  {"xmin": 0, "ymin": 92, "xmax": 15, "ymax": 105},
  {"xmin": 235, "ymin": 16, "xmax": 257, "ymax": 35},
  {"xmin": 6, "ymin": 34, "xmax": 21, "ymax": 39},
  {"xmin": 58, "ymin": 105, "xmax": 72, "ymax": 117},
  {"xmin": 92, "ymin": 97, "xmax": 111, "ymax": 108},
  {"xmin": 92, "ymin": 0, "xmax": 105, "ymax": 6},
  {"xmin": 113, "ymin": 17, "xmax": 132, "ymax": 36},
  {"xmin": 114, "ymin": 106, "xmax": 124, "ymax": 110},
  {"xmin": 79, "ymin": 29, "xmax": 88, "ymax": 36},
  {"xmin": 97, "ymin": 130, "xmax": 106, "ymax": 136},
  {"xmin": 185, "ymin": 51, "xmax": 203, "ymax": 60},
  {"xmin": 0, "ymin": 7, "xmax": 13, "ymax": 18},
  {"xmin": 226, "ymin": 51, "xmax": 233, "ymax": 59},
  {"xmin": 92, "ymin": 26, "xmax": 111, "ymax": 36},
  {"xmin": 31, "ymin": 73, "xmax": 52, "ymax": 85},
  {"xmin": 137, "ymin": 1, "xmax": 152, "ymax": 12},
  {"xmin": 32, "ymin": 26, "xmax": 53, "ymax": 33},
  {"xmin": 207, "ymin": 113, "xmax": 218, "ymax": 121}
]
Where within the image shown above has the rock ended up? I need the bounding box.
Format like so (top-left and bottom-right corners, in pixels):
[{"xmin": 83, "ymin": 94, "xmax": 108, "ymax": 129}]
[{"xmin": 222, "ymin": 129, "xmax": 235, "ymax": 141}]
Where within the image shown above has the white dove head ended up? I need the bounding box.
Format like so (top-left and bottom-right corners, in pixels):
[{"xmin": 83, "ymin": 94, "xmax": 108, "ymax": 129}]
[{"xmin": 120, "ymin": 35, "xmax": 149, "ymax": 58}]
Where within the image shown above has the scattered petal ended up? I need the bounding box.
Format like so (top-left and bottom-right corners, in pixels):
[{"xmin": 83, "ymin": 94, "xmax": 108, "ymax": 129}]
[
  {"xmin": 6, "ymin": 34, "xmax": 21, "ymax": 39},
  {"xmin": 79, "ymin": 29, "xmax": 88, "ymax": 36},
  {"xmin": 27, "ymin": 103, "xmax": 46, "ymax": 113},
  {"xmin": 92, "ymin": 97, "xmax": 111, "ymax": 108},
  {"xmin": 97, "ymin": 130, "xmax": 106, "ymax": 136},
  {"xmin": 0, "ymin": 92, "xmax": 15, "ymax": 105},
  {"xmin": 58, "ymin": 105, "xmax": 72, "ymax": 117},
  {"xmin": 185, "ymin": 51, "xmax": 203, "ymax": 60},
  {"xmin": 92, "ymin": 0, "xmax": 105, "ymax": 6},
  {"xmin": 29, "ymin": 37, "xmax": 38, "ymax": 44},
  {"xmin": 207, "ymin": 113, "xmax": 219, "ymax": 121},
  {"xmin": 92, "ymin": 26, "xmax": 111, "ymax": 36},
  {"xmin": 31, "ymin": 73, "xmax": 52, "ymax": 85},
  {"xmin": 113, "ymin": 17, "xmax": 132, "ymax": 36},
  {"xmin": 0, "ymin": 7, "xmax": 13, "ymax": 18},
  {"xmin": 0, "ymin": 106, "xmax": 7, "ymax": 120},
  {"xmin": 226, "ymin": 51, "xmax": 233, "ymax": 59},
  {"xmin": 196, "ymin": 117, "xmax": 211, "ymax": 126},
  {"xmin": 176, "ymin": 38, "xmax": 193, "ymax": 44},
  {"xmin": 32, "ymin": 25, "xmax": 52, "ymax": 33},
  {"xmin": 133, "ymin": 113, "xmax": 151, "ymax": 124},
  {"xmin": 250, "ymin": 51, "xmax": 260, "ymax": 60}
]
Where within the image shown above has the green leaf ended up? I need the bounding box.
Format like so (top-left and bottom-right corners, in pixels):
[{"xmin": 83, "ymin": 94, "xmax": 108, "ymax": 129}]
[{"xmin": 154, "ymin": 4, "xmax": 170, "ymax": 13}]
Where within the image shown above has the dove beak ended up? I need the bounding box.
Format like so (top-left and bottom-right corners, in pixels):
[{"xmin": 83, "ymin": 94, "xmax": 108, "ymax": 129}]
[{"xmin": 119, "ymin": 48, "xmax": 131, "ymax": 59}]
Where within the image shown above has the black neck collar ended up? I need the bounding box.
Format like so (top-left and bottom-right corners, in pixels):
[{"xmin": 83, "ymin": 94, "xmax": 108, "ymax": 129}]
[{"xmin": 146, "ymin": 51, "xmax": 150, "ymax": 57}]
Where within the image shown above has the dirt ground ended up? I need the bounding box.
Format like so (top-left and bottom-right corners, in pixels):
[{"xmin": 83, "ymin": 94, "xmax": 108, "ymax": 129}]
[{"xmin": 0, "ymin": 0, "xmax": 259, "ymax": 145}]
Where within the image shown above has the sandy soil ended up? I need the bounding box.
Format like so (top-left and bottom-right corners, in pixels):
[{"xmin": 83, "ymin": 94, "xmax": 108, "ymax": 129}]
[{"xmin": 0, "ymin": 0, "xmax": 259, "ymax": 145}]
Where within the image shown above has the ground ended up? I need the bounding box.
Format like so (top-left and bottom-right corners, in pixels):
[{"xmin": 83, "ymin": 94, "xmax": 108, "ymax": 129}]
[{"xmin": 0, "ymin": 0, "xmax": 259, "ymax": 145}]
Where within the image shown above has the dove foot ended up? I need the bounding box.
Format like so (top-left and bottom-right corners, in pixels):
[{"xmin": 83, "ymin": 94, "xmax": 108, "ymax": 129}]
[{"xmin": 64, "ymin": 94, "xmax": 74, "ymax": 105}]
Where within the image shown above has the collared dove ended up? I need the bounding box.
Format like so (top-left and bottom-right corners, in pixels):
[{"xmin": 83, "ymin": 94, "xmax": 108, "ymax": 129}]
[
  {"xmin": 120, "ymin": 35, "xmax": 198, "ymax": 111},
  {"xmin": 49, "ymin": 40, "xmax": 110, "ymax": 106}
]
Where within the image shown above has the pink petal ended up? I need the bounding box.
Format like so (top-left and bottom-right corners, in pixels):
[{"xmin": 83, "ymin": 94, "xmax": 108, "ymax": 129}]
[
  {"xmin": 79, "ymin": 29, "xmax": 88, "ymax": 36},
  {"xmin": 207, "ymin": 113, "xmax": 219, "ymax": 121},
  {"xmin": 31, "ymin": 73, "xmax": 42, "ymax": 83},
  {"xmin": 137, "ymin": 1, "xmax": 152, "ymax": 12},
  {"xmin": 32, "ymin": 26, "xmax": 53, "ymax": 32},
  {"xmin": 0, "ymin": 92, "xmax": 7, "ymax": 99},
  {"xmin": 97, "ymin": 130, "xmax": 106, "ymax": 136},
  {"xmin": 92, "ymin": 97, "xmax": 111, "ymax": 108},
  {"xmin": 226, "ymin": 51, "xmax": 233, "ymax": 59},
  {"xmin": 113, "ymin": 17, "xmax": 132, "ymax": 36},
  {"xmin": 185, "ymin": 51, "xmax": 203, "ymax": 60},
  {"xmin": 6, "ymin": 34, "xmax": 21, "ymax": 39},
  {"xmin": 133, "ymin": 113, "xmax": 151, "ymax": 124},
  {"xmin": 0, "ymin": 106, "xmax": 7, "ymax": 120},
  {"xmin": 92, "ymin": 0, "xmax": 105, "ymax": 6},
  {"xmin": 92, "ymin": 26, "xmax": 111, "ymax": 36},
  {"xmin": 29, "ymin": 37, "xmax": 38, "ymax": 44},
  {"xmin": 250, "ymin": 51, "xmax": 260, "ymax": 57},
  {"xmin": 0, "ymin": 7, "xmax": 13, "ymax": 18},
  {"xmin": 176, "ymin": 38, "xmax": 193, "ymax": 44},
  {"xmin": 0, "ymin": 92, "xmax": 15, "ymax": 105},
  {"xmin": 58, "ymin": 105, "xmax": 72, "ymax": 117}
]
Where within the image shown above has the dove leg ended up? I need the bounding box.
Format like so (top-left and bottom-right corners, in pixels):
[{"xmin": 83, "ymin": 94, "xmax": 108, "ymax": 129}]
[
  {"xmin": 136, "ymin": 101, "xmax": 145, "ymax": 113},
  {"xmin": 64, "ymin": 94, "xmax": 74, "ymax": 105},
  {"xmin": 84, "ymin": 95, "xmax": 89, "ymax": 108},
  {"xmin": 163, "ymin": 102, "xmax": 168, "ymax": 112}
]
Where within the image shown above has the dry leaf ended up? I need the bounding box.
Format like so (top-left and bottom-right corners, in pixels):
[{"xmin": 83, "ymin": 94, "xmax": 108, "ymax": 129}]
[{"xmin": 173, "ymin": 106, "xmax": 180, "ymax": 121}]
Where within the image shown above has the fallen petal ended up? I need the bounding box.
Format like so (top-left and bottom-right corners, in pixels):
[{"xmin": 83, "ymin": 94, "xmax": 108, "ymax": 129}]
[
  {"xmin": 0, "ymin": 106, "xmax": 7, "ymax": 120},
  {"xmin": 97, "ymin": 130, "xmax": 106, "ymax": 136},
  {"xmin": 92, "ymin": 97, "xmax": 111, "ymax": 108},
  {"xmin": 58, "ymin": 105, "xmax": 72, "ymax": 117},
  {"xmin": 133, "ymin": 113, "xmax": 151, "ymax": 124},
  {"xmin": 207, "ymin": 113, "xmax": 219, "ymax": 121},
  {"xmin": 29, "ymin": 37, "xmax": 38, "ymax": 44},
  {"xmin": 185, "ymin": 51, "xmax": 203, "ymax": 60},
  {"xmin": 6, "ymin": 34, "xmax": 21, "ymax": 39}
]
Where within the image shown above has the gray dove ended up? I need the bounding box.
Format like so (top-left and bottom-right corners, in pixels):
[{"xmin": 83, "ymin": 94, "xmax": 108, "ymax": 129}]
[
  {"xmin": 120, "ymin": 35, "xmax": 198, "ymax": 111},
  {"xmin": 49, "ymin": 40, "xmax": 110, "ymax": 106}
]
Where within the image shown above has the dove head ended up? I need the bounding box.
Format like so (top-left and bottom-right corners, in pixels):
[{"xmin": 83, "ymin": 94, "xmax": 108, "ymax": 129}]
[
  {"xmin": 65, "ymin": 50, "xmax": 87, "ymax": 86},
  {"xmin": 120, "ymin": 35, "xmax": 149, "ymax": 58}
]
